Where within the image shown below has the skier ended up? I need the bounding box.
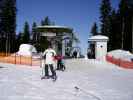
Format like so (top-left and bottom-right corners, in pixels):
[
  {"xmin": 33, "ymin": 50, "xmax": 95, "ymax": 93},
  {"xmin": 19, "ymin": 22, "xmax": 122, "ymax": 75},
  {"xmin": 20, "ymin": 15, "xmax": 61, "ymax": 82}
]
[
  {"xmin": 55, "ymin": 54, "xmax": 65, "ymax": 71},
  {"xmin": 41, "ymin": 43, "xmax": 57, "ymax": 80},
  {"xmin": 73, "ymin": 50, "xmax": 77, "ymax": 58}
]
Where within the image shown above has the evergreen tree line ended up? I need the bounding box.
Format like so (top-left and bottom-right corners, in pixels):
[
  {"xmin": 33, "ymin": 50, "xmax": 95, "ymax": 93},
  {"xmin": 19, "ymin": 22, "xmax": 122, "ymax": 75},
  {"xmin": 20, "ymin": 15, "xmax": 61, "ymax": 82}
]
[
  {"xmin": 0, "ymin": 0, "xmax": 16, "ymax": 53},
  {"xmin": 90, "ymin": 0, "xmax": 133, "ymax": 52},
  {"xmin": 0, "ymin": 0, "xmax": 53, "ymax": 53}
]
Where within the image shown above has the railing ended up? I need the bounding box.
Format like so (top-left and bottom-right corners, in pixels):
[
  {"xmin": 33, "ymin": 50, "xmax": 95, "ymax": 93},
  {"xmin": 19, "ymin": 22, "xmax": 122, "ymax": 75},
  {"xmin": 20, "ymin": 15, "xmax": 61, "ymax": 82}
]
[{"xmin": 106, "ymin": 55, "xmax": 133, "ymax": 69}]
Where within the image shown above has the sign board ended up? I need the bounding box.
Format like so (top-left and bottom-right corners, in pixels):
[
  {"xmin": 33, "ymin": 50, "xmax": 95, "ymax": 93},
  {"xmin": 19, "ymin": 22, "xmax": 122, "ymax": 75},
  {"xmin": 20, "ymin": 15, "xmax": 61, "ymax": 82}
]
[{"xmin": 41, "ymin": 32, "xmax": 56, "ymax": 36}]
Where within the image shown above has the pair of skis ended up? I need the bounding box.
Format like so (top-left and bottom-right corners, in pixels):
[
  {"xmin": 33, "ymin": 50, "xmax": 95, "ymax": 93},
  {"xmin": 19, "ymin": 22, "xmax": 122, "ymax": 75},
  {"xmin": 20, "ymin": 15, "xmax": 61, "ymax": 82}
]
[
  {"xmin": 41, "ymin": 74, "xmax": 57, "ymax": 82},
  {"xmin": 40, "ymin": 57, "xmax": 57, "ymax": 82}
]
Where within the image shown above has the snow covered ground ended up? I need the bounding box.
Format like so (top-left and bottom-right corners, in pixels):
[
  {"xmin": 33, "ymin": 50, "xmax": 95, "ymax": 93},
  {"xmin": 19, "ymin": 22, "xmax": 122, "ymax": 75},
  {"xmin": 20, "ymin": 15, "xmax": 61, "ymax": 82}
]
[
  {"xmin": 107, "ymin": 49, "xmax": 133, "ymax": 62},
  {"xmin": 0, "ymin": 59, "xmax": 133, "ymax": 100}
]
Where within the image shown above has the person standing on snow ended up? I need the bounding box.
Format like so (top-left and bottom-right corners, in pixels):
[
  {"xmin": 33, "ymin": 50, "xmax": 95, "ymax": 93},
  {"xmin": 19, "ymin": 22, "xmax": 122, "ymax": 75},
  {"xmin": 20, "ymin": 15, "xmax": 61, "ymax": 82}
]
[
  {"xmin": 41, "ymin": 43, "xmax": 57, "ymax": 80},
  {"xmin": 56, "ymin": 54, "xmax": 64, "ymax": 70},
  {"xmin": 73, "ymin": 50, "xmax": 77, "ymax": 58}
]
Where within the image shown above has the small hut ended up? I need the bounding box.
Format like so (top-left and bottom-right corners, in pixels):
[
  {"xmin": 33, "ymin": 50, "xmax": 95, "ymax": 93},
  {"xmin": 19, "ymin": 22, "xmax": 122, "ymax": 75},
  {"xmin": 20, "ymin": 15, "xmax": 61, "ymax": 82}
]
[{"xmin": 88, "ymin": 35, "xmax": 109, "ymax": 61}]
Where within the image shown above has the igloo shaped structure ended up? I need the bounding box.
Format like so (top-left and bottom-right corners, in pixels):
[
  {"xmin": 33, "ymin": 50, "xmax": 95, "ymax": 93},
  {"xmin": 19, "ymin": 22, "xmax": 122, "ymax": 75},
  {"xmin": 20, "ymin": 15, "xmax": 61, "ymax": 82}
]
[{"xmin": 17, "ymin": 44, "xmax": 37, "ymax": 56}]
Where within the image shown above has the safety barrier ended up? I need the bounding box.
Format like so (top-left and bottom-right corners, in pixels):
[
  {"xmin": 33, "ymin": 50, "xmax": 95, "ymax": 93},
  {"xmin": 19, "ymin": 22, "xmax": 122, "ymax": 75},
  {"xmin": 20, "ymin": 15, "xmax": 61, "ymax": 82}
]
[
  {"xmin": 0, "ymin": 53, "xmax": 41, "ymax": 67},
  {"xmin": 106, "ymin": 55, "xmax": 133, "ymax": 69}
]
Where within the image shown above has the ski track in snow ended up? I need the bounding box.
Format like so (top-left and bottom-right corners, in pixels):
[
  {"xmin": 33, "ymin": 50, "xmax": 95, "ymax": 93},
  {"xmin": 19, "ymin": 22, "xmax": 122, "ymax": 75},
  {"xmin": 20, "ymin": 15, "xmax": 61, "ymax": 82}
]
[{"xmin": 0, "ymin": 59, "xmax": 133, "ymax": 100}]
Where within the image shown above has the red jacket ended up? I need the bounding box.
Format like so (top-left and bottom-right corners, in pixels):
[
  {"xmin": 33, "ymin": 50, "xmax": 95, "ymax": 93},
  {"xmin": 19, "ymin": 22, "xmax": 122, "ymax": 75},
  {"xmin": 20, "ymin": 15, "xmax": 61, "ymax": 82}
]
[{"xmin": 54, "ymin": 55, "xmax": 63, "ymax": 60}]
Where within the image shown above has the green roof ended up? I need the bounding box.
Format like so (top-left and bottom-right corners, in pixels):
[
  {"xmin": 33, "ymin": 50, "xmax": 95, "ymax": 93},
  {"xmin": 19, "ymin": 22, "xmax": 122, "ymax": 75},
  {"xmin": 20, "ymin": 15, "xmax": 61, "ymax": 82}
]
[{"xmin": 36, "ymin": 25, "xmax": 73, "ymax": 33}]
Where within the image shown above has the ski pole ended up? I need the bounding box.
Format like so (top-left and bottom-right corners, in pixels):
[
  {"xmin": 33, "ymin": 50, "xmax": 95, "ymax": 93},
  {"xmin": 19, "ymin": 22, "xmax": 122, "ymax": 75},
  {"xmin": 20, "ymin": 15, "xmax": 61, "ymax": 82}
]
[
  {"xmin": 41, "ymin": 58, "xmax": 44, "ymax": 77},
  {"xmin": 41, "ymin": 65, "xmax": 44, "ymax": 77},
  {"xmin": 74, "ymin": 86, "xmax": 101, "ymax": 100}
]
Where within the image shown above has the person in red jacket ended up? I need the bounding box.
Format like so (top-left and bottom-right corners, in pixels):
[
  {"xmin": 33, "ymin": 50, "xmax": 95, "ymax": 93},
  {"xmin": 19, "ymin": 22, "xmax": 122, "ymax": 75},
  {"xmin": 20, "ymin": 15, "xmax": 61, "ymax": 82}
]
[{"xmin": 55, "ymin": 55, "xmax": 65, "ymax": 71}]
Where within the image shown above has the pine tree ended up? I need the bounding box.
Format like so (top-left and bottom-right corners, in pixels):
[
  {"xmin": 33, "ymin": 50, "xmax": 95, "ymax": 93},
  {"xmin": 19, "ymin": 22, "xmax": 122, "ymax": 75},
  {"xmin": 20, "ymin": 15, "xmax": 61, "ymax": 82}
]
[
  {"xmin": 100, "ymin": 0, "xmax": 113, "ymax": 51},
  {"xmin": 127, "ymin": 0, "xmax": 133, "ymax": 52},
  {"xmin": 31, "ymin": 22, "xmax": 38, "ymax": 43},
  {"xmin": 109, "ymin": 10, "xmax": 122, "ymax": 50},
  {"xmin": 0, "ymin": 0, "xmax": 4, "ymax": 34},
  {"xmin": 0, "ymin": 0, "xmax": 16, "ymax": 52},
  {"xmin": 15, "ymin": 32, "xmax": 22, "ymax": 51},
  {"xmin": 118, "ymin": 0, "xmax": 132, "ymax": 51},
  {"xmin": 41, "ymin": 16, "xmax": 51, "ymax": 26},
  {"xmin": 21, "ymin": 21, "xmax": 30, "ymax": 44},
  {"xmin": 90, "ymin": 22, "xmax": 98, "ymax": 36},
  {"xmin": 100, "ymin": 0, "xmax": 112, "ymax": 36}
]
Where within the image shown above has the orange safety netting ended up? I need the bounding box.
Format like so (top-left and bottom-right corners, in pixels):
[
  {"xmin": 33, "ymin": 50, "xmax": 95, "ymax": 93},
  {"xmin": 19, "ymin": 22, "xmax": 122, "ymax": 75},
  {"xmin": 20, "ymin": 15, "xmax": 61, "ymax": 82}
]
[
  {"xmin": 0, "ymin": 53, "xmax": 41, "ymax": 67},
  {"xmin": 106, "ymin": 55, "xmax": 133, "ymax": 69}
]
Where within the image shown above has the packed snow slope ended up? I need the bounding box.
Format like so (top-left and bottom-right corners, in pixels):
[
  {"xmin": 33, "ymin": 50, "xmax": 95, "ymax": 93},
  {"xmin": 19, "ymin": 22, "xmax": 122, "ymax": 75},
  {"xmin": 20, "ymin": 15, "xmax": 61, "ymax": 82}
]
[{"xmin": 0, "ymin": 59, "xmax": 133, "ymax": 100}]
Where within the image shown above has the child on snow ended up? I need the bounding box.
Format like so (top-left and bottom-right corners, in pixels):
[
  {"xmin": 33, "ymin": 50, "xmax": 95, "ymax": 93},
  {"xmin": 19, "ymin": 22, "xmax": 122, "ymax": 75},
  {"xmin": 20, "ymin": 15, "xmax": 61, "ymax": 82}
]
[
  {"xmin": 41, "ymin": 43, "xmax": 57, "ymax": 80},
  {"xmin": 55, "ymin": 55, "xmax": 65, "ymax": 71}
]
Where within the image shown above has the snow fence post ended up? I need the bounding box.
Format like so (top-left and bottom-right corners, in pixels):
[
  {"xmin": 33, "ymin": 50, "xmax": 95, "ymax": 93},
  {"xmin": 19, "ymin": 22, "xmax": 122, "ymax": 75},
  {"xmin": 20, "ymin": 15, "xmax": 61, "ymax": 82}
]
[
  {"xmin": 119, "ymin": 58, "xmax": 121, "ymax": 66},
  {"xmin": 20, "ymin": 55, "xmax": 21, "ymax": 64},
  {"xmin": 15, "ymin": 53, "xmax": 16, "ymax": 64},
  {"xmin": 30, "ymin": 56, "xmax": 32, "ymax": 66}
]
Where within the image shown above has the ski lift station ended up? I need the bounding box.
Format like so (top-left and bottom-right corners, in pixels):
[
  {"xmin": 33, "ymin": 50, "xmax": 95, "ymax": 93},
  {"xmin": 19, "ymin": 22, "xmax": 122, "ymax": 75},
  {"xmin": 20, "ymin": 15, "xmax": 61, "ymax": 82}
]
[
  {"xmin": 36, "ymin": 25, "xmax": 76, "ymax": 56},
  {"xmin": 88, "ymin": 35, "xmax": 109, "ymax": 61}
]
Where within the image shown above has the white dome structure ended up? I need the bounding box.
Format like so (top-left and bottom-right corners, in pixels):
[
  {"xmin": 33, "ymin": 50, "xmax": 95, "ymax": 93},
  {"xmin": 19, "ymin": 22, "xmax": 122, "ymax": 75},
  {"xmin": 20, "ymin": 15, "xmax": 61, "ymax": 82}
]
[{"xmin": 17, "ymin": 44, "xmax": 37, "ymax": 56}]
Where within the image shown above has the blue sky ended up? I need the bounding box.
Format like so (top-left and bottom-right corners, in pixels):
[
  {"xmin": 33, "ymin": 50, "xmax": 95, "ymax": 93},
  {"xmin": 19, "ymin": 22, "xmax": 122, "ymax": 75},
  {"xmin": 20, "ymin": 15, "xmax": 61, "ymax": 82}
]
[{"xmin": 16, "ymin": 0, "xmax": 120, "ymax": 54}]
